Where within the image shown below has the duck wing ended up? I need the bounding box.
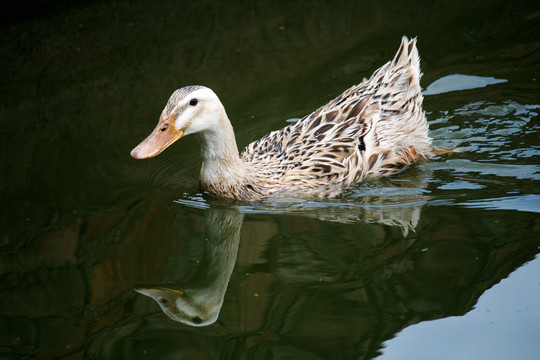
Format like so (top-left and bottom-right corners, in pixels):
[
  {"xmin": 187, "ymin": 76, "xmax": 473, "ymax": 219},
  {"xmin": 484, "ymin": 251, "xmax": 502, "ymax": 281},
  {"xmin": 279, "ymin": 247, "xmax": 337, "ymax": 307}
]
[
  {"xmin": 241, "ymin": 37, "xmax": 431, "ymax": 196},
  {"xmin": 241, "ymin": 96, "xmax": 379, "ymax": 195}
]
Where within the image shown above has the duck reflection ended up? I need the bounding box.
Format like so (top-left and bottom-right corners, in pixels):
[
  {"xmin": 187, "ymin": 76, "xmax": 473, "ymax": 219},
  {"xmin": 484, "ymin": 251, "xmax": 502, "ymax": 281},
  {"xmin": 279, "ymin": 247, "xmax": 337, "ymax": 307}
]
[
  {"xmin": 135, "ymin": 184, "xmax": 427, "ymax": 326},
  {"xmin": 5, "ymin": 193, "xmax": 536, "ymax": 360},
  {"xmin": 293, "ymin": 194, "xmax": 425, "ymax": 236},
  {"xmin": 135, "ymin": 207, "xmax": 243, "ymax": 327},
  {"xmin": 234, "ymin": 173, "xmax": 430, "ymax": 236}
]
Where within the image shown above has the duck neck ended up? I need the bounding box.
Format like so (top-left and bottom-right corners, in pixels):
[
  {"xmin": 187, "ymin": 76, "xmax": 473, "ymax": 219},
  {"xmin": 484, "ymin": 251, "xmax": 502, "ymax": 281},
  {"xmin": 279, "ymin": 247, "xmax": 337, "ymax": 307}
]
[{"xmin": 198, "ymin": 115, "xmax": 247, "ymax": 190}]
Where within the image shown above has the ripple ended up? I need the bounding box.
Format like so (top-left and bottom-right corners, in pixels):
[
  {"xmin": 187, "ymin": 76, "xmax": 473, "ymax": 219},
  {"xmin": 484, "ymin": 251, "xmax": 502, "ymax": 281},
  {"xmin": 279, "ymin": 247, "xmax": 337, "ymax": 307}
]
[
  {"xmin": 429, "ymin": 100, "xmax": 539, "ymax": 164},
  {"xmin": 424, "ymin": 159, "xmax": 540, "ymax": 180},
  {"xmin": 459, "ymin": 194, "xmax": 540, "ymax": 213},
  {"xmin": 437, "ymin": 180, "xmax": 485, "ymax": 190},
  {"xmin": 172, "ymin": 186, "xmax": 429, "ymax": 235},
  {"xmin": 173, "ymin": 194, "xmax": 210, "ymax": 210}
]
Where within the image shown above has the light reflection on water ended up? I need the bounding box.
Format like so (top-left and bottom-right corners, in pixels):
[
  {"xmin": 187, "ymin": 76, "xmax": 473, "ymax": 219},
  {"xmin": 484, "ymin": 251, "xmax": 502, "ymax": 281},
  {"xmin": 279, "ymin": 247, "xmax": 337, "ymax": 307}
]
[
  {"xmin": 382, "ymin": 255, "xmax": 540, "ymax": 360},
  {"xmin": 459, "ymin": 194, "xmax": 540, "ymax": 213},
  {"xmin": 423, "ymin": 74, "xmax": 507, "ymax": 95}
]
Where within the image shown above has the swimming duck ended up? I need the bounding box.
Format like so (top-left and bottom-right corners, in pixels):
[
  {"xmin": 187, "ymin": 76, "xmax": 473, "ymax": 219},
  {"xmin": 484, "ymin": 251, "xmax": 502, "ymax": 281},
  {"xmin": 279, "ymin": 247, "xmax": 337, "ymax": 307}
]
[{"xmin": 131, "ymin": 37, "xmax": 432, "ymax": 200}]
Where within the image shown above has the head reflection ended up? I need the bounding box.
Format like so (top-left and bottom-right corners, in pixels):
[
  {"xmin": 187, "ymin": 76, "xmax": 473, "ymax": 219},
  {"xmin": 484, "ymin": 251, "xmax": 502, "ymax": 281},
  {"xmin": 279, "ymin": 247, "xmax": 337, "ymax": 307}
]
[{"xmin": 136, "ymin": 207, "xmax": 243, "ymax": 327}]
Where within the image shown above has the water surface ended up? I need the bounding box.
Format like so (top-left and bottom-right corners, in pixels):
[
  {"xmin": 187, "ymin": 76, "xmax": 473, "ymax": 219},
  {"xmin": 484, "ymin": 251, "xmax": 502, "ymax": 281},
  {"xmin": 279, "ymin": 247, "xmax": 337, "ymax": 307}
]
[{"xmin": 1, "ymin": 1, "xmax": 539, "ymax": 359}]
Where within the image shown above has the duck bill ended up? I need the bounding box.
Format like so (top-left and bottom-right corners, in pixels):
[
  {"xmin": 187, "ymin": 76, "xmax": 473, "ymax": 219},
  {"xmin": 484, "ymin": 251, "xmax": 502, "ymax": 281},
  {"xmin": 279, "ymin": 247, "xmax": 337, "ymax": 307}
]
[
  {"xmin": 134, "ymin": 287, "xmax": 184, "ymax": 299},
  {"xmin": 130, "ymin": 112, "xmax": 184, "ymax": 159}
]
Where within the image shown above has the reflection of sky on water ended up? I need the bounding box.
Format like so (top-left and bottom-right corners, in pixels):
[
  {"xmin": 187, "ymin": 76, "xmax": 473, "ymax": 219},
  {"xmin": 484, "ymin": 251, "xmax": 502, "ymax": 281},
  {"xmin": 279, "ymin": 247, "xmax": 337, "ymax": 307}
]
[
  {"xmin": 423, "ymin": 74, "xmax": 507, "ymax": 96},
  {"xmin": 383, "ymin": 256, "xmax": 540, "ymax": 359}
]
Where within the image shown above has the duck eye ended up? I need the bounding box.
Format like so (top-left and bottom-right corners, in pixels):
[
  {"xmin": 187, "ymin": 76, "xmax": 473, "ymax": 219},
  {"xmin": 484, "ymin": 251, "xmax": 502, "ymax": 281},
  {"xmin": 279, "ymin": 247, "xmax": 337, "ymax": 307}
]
[
  {"xmin": 159, "ymin": 298, "xmax": 170, "ymax": 307},
  {"xmin": 189, "ymin": 98, "xmax": 198, "ymax": 106}
]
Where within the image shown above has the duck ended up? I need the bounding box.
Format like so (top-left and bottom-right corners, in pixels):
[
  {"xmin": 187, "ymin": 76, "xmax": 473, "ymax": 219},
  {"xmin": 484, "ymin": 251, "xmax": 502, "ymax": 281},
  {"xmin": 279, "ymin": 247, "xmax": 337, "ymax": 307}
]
[{"xmin": 131, "ymin": 37, "xmax": 432, "ymax": 200}]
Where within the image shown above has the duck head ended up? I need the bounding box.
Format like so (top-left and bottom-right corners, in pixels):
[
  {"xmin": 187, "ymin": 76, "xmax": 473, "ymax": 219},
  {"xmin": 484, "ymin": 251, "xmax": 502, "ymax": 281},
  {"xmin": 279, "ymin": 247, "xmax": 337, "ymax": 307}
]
[{"xmin": 130, "ymin": 85, "xmax": 226, "ymax": 159}]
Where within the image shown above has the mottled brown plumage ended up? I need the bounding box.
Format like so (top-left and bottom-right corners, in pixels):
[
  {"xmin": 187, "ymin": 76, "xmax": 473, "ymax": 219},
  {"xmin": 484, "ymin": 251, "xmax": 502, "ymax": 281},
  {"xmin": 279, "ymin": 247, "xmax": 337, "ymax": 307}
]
[{"xmin": 131, "ymin": 37, "xmax": 432, "ymax": 200}]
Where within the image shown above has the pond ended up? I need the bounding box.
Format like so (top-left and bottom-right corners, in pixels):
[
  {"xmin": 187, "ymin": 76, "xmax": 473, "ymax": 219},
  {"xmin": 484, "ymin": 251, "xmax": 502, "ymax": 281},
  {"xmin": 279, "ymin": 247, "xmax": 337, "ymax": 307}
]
[{"xmin": 1, "ymin": 0, "xmax": 539, "ymax": 359}]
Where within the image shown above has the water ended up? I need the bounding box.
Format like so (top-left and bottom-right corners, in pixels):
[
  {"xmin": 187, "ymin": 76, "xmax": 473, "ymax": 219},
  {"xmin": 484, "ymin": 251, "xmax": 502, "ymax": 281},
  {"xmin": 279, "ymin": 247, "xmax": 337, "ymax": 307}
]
[{"xmin": 1, "ymin": 1, "xmax": 539, "ymax": 359}]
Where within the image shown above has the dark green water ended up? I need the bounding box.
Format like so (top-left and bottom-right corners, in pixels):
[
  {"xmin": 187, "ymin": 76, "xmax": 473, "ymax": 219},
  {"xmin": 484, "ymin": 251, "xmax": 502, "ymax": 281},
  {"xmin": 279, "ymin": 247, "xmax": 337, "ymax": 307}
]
[{"xmin": 1, "ymin": 1, "xmax": 539, "ymax": 359}]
